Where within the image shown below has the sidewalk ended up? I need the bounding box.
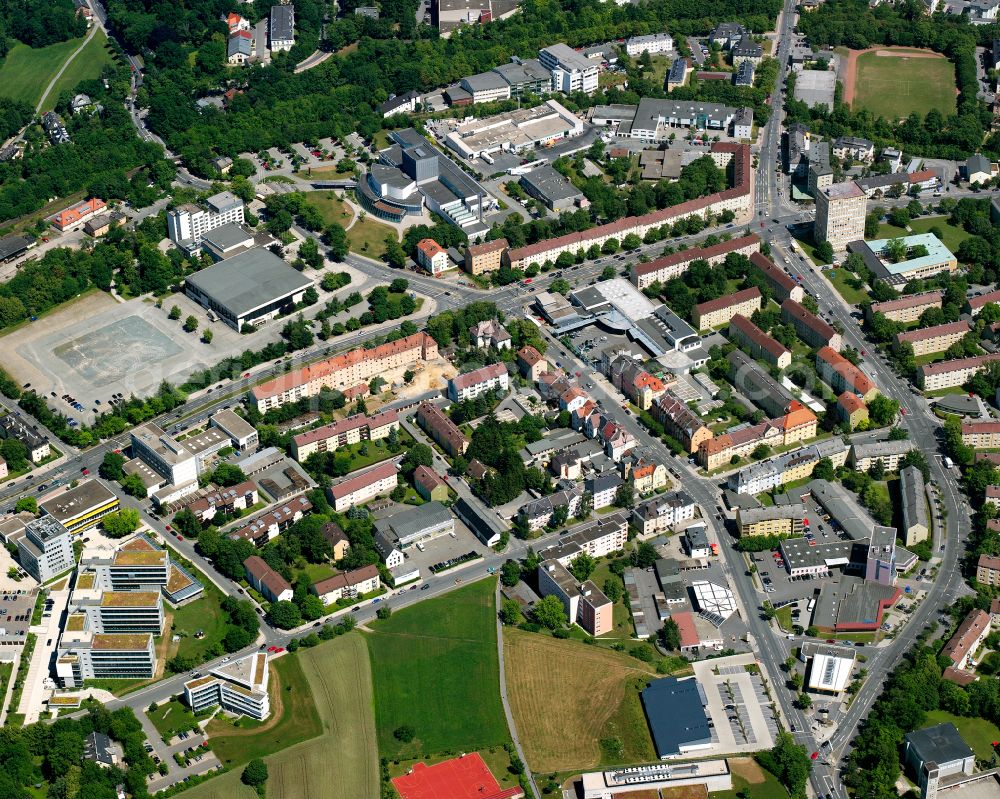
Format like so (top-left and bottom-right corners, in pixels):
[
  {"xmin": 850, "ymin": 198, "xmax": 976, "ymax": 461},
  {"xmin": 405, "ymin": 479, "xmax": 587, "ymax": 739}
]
[{"xmin": 18, "ymin": 582, "xmax": 71, "ymax": 723}]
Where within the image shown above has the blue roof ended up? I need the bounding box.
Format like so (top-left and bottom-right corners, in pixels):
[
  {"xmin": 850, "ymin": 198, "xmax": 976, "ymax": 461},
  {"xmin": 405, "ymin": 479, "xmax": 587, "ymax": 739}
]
[
  {"xmin": 641, "ymin": 677, "xmax": 712, "ymax": 757},
  {"xmin": 863, "ymin": 233, "xmax": 955, "ymax": 277}
]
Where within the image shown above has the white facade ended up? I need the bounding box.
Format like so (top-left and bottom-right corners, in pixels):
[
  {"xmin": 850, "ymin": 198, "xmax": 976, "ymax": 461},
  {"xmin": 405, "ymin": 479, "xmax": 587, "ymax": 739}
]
[
  {"xmin": 625, "ymin": 33, "xmax": 674, "ymax": 56},
  {"xmin": 448, "ymin": 364, "xmax": 510, "ymax": 402},
  {"xmin": 166, "ymin": 192, "xmax": 245, "ymax": 246},
  {"xmin": 539, "ymin": 43, "xmax": 599, "ymax": 95}
]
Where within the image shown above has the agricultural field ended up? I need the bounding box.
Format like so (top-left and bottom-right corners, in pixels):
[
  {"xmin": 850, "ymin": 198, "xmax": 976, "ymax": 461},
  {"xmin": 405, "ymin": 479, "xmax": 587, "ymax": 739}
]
[
  {"xmin": 851, "ymin": 49, "xmax": 957, "ymax": 119},
  {"xmin": 502, "ymin": 628, "xmax": 658, "ymax": 772},
  {"xmin": 176, "ymin": 633, "xmax": 378, "ymax": 799},
  {"xmin": 366, "ymin": 578, "xmax": 509, "ymax": 759}
]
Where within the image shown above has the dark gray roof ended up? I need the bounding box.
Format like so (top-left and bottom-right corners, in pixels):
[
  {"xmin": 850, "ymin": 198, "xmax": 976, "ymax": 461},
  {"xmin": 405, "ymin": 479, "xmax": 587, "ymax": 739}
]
[
  {"xmin": 0, "ymin": 235, "xmax": 32, "ymax": 261},
  {"xmin": 492, "ymin": 59, "xmax": 551, "ymax": 86},
  {"xmin": 184, "ymin": 249, "xmax": 313, "ymax": 317},
  {"xmin": 905, "ymin": 723, "xmax": 974, "ymax": 767},
  {"xmin": 641, "ymin": 677, "xmax": 712, "ymax": 757},
  {"xmin": 201, "ymin": 223, "xmax": 254, "ymax": 251},
  {"xmin": 461, "ymin": 71, "xmax": 509, "ymax": 92},
  {"xmin": 373, "ymin": 501, "xmax": 452, "ymax": 544},
  {"xmin": 270, "ymin": 4, "xmax": 294, "ymax": 40},
  {"xmin": 519, "ymin": 165, "xmax": 582, "ymax": 204}
]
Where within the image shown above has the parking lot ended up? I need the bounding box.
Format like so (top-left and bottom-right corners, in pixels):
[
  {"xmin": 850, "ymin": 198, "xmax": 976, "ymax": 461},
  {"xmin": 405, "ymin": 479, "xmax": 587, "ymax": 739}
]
[{"xmin": 692, "ymin": 654, "xmax": 780, "ymax": 756}]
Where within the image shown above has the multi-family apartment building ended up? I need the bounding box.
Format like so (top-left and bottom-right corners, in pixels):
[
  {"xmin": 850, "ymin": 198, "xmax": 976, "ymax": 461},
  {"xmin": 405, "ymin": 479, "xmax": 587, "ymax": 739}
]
[
  {"xmin": 539, "ymin": 43, "xmax": 599, "ymax": 94},
  {"xmin": 0, "ymin": 415, "xmax": 50, "ymax": 463},
  {"xmin": 832, "ymin": 136, "xmax": 875, "ymax": 164},
  {"xmin": 187, "ymin": 481, "xmax": 259, "ymax": 523},
  {"xmin": 920, "ymin": 353, "xmax": 1000, "ymax": 391},
  {"xmin": 228, "ymin": 496, "xmax": 312, "ymax": 546},
  {"xmin": 652, "ymin": 392, "xmax": 713, "ymax": 454},
  {"xmin": 727, "ymin": 439, "xmax": 849, "ymax": 495},
  {"xmin": 327, "ymin": 462, "xmax": 398, "ymax": 512},
  {"xmin": 727, "ymin": 349, "xmax": 795, "ymax": 417},
  {"xmin": 729, "ymin": 314, "xmax": 791, "ymax": 368},
  {"xmin": 464, "ymin": 238, "xmax": 507, "ymax": 275},
  {"xmin": 976, "ymin": 554, "xmax": 1000, "ymax": 587},
  {"xmin": 243, "ymin": 555, "xmax": 293, "ymax": 603},
  {"xmin": 967, "ymin": 288, "xmax": 1000, "ymax": 316},
  {"xmin": 961, "ymin": 421, "xmax": 1000, "ymax": 449},
  {"xmin": 251, "ymin": 332, "xmax": 439, "ymax": 411},
  {"xmin": 417, "ymin": 401, "xmax": 469, "ymax": 456},
  {"xmin": 470, "ymin": 320, "xmax": 512, "ymax": 350},
  {"xmin": 311, "ymin": 564, "xmax": 380, "ymax": 604},
  {"xmin": 895, "ymin": 320, "xmax": 970, "ymax": 357},
  {"xmin": 539, "ymin": 512, "xmax": 629, "ymax": 564},
  {"xmin": 185, "ymin": 652, "xmax": 270, "ymax": 721},
  {"xmin": 868, "ymin": 290, "xmax": 943, "ymax": 323},
  {"xmin": 900, "ymin": 465, "xmax": 928, "ymax": 547},
  {"xmin": 816, "ymin": 346, "xmax": 877, "ymax": 401},
  {"xmin": 631, "ymin": 491, "xmax": 696, "ymax": 537},
  {"xmin": 448, "ymin": 363, "xmax": 510, "ymax": 402},
  {"xmin": 750, "ymin": 251, "xmax": 804, "ymax": 302},
  {"xmin": 625, "ymin": 33, "xmax": 674, "ymax": 56},
  {"xmin": 699, "ymin": 421, "xmax": 782, "ymax": 470},
  {"xmin": 269, "ymin": 3, "xmax": 295, "ymax": 50},
  {"xmin": 291, "ymin": 410, "xmax": 399, "ymax": 461},
  {"xmin": 624, "ymin": 455, "xmax": 669, "ymax": 494},
  {"xmin": 518, "ymin": 487, "xmax": 585, "ymax": 530},
  {"xmin": 631, "ymin": 234, "xmax": 760, "ymax": 290},
  {"xmin": 167, "ymin": 191, "xmax": 245, "ymax": 249},
  {"xmin": 850, "ymin": 439, "xmax": 915, "ymax": 472},
  {"xmin": 517, "ymin": 345, "xmax": 547, "ymax": 381},
  {"xmin": 736, "ymin": 504, "xmax": 806, "ymax": 537},
  {"xmin": 837, "ymin": 392, "xmax": 868, "ymax": 431},
  {"xmin": 416, "ymin": 238, "xmax": 450, "ymax": 275},
  {"xmin": 781, "ymin": 299, "xmax": 842, "ymax": 350},
  {"xmin": 815, "ymin": 181, "xmax": 866, "ymax": 248},
  {"xmin": 17, "ymin": 516, "xmax": 74, "ymax": 582},
  {"xmin": 693, "ymin": 287, "xmax": 762, "ymax": 331},
  {"xmin": 607, "ymin": 355, "xmax": 667, "ymax": 410},
  {"xmin": 537, "ymin": 560, "xmax": 613, "ymax": 635}
]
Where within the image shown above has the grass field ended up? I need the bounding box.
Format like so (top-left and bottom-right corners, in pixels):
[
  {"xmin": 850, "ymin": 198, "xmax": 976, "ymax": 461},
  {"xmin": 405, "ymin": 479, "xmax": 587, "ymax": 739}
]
[
  {"xmin": 0, "ymin": 37, "xmax": 87, "ymax": 107},
  {"xmin": 347, "ymin": 216, "xmax": 397, "ymax": 259},
  {"xmin": 304, "ymin": 191, "xmax": 354, "ymax": 228},
  {"xmin": 826, "ymin": 268, "xmax": 869, "ymax": 305},
  {"xmin": 503, "ymin": 628, "xmax": 658, "ymax": 771},
  {"xmin": 206, "ymin": 653, "xmax": 322, "ymax": 767},
  {"xmin": 167, "ymin": 578, "xmax": 229, "ymax": 665},
  {"xmin": 366, "ymin": 579, "xmax": 509, "ymax": 759},
  {"xmin": 710, "ymin": 758, "xmax": 784, "ymax": 799},
  {"xmin": 42, "ymin": 30, "xmax": 116, "ymax": 111},
  {"xmin": 853, "ymin": 50, "xmax": 957, "ymax": 119},
  {"xmin": 923, "ymin": 710, "xmax": 1000, "ymax": 760},
  {"xmin": 149, "ymin": 698, "xmax": 200, "ymax": 741},
  {"xmin": 176, "ymin": 633, "xmax": 378, "ymax": 799},
  {"xmin": 908, "ymin": 216, "xmax": 972, "ymax": 254}
]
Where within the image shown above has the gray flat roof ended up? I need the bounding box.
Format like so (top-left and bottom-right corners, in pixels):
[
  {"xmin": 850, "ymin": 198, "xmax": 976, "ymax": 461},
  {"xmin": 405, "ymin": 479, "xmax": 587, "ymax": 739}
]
[
  {"xmin": 374, "ymin": 501, "xmax": 452, "ymax": 543},
  {"xmin": 462, "ymin": 71, "xmax": 509, "ymax": 92},
  {"xmin": 905, "ymin": 723, "xmax": 974, "ymax": 767},
  {"xmin": 184, "ymin": 249, "xmax": 313, "ymax": 317},
  {"xmin": 201, "ymin": 222, "xmax": 255, "ymax": 251},
  {"xmin": 519, "ymin": 164, "xmax": 582, "ymax": 203},
  {"xmin": 270, "ymin": 4, "xmax": 294, "ymax": 39},
  {"xmin": 0, "ymin": 235, "xmax": 32, "ymax": 260},
  {"xmin": 641, "ymin": 677, "xmax": 712, "ymax": 757}
]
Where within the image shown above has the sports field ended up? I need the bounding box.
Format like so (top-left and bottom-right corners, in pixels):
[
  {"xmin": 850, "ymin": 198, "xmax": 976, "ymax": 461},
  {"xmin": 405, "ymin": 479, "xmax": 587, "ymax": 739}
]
[
  {"xmin": 502, "ymin": 628, "xmax": 658, "ymax": 771},
  {"xmin": 366, "ymin": 579, "xmax": 509, "ymax": 759},
  {"xmin": 176, "ymin": 633, "xmax": 378, "ymax": 799},
  {"xmin": 850, "ymin": 49, "xmax": 956, "ymax": 119}
]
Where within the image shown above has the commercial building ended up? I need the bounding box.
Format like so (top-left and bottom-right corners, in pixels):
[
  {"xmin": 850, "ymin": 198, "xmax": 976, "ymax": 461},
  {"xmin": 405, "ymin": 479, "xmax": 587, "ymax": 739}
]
[
  {"xmin": 869, "ymin": 290, "xmax": 943, "ymax": 323},
  {"xmin": 228, "ymin": 496, "xmax": 312, "ymax": 546},
  {"xmin": 626, "ymin": 33, "xmax": 674, "ymax": 56},
  {"xmin": 198, "ymin": 223, "xmax": 256, "ymax": 261},
  {"xmin": 895, "ymin": 320, "xmax": 969, "ymax": 357},
  {"xmin": 801, "ymin": 641, "xmax": 856, "ymax": 693},
  {"xmin": 373, "ymin": 501, "xmax": 454, "ymax": 555},
  {"xmin": 920, "ymin": 353, "xmax": 1000, "ymax": 391},
  {"xmin": 184, "ymin": 248, "xmax": 313, "ymax": 331},
  {"xmin": 736, "ymin": 504, "xmax": 806, "ymax": 537},
  {"xmin": 269, "ymin": 4, "xmax": 294, "ymax": 50},
  {"xmin": 491, "ymin": 58, "xmax": 551, "ymax": 98},
  {"xmin": 417, "ymin": 401, "xmax": 469, "ymax": 457},
  {"xmin": 903, "ymin": 724, "xmax": 975, "ymax": 799},
  {"xmin": 0, "ymin": 234, "xmax": 34, "ymax": 263},
  {"xmin": 0, "ymin": 415, "xmax": 50, "ymax": 463},
  {"xmin": 727, "ymin": 349, "xmax": 796, "ymax": 418},
  {"xmin": 252, "ymin": 332, "xmax": 438, "ymax": 411},
  {"xmin": 641, "ymin": 677, "xmax": 712, "ymax": 758},
  {"xmin": 464, "ymin": 238, "xmax": 507, "ymax": 275},
  {"xmin": 291, "ymin": 410, "xmax": 399, "ymax": 461},
  {"xmin": 459, "ymin": 71, "xmax": 511, "ymax": 104},
  {"xmin": 631, "ymin": 491, "xmax": 696, "ymax": 537},
  {"xmin": 311, "ymin": 564, "xmax": 380, "ymax": 604},
  {"xmin": 39, "ymin": 480, "xmax": 119, "ymax": 534},
  {"xmin": 167, "ymin": 191, "xmax": 245, "ymax": 249},
  {"xmin": 17, "ymin": 516, "xmax": 74, "ymax": 582},
  {"xmin": 815, "ymin": 181, "xmax": 867, "ymax": 248},
  {"xmin": 209, "ymin": 409, "xmax": 259, "ymax": 452},
  {"xmin": 850, "ymin": 439, "xmax": 914, "ymax": 473},
  {"xmin": 693, "ymin": 287, "xmax": 762, "ymax": 331},
  {"xmin": 580, "ymin": 761, "xmax": 732, "ymax": 798},
  {"xmin": 626, "ymin": 98, "xmax": 738, "ymax": 140},
  {"xmin": 537, "ymin": 560, "xmax": 613, "ymax": 635},
  {"xmin": 448, "ymin": 363, "xmax": 509, "ymax": 401},
  {"xmin": 781, "ymin": 299, "xmax": 842, "ymax": 351},
  {"xmin": 847, "ymin": 234, "xmax": 958, "ymax": 286},
  {"xmin": 631, "ymin": 234, "xmax": 760, "ymax": 290},
  {"xmin": 539, "ymin": 43, "xmax": 599, "ymax": 94},
  {"xmin": 518, "ymin": 164, "xmax": 585, "ymax": 211},
  {"xmin": 185, "ymin": 652, "xmax": 270, "ymax": 721},
  {"xmin": 816, "ymin": 346, "xmax": 877, "ymax": 401},
  {"xmin": 444, "ymin": 100, "xmax": 584, "ymax": 160},
  {"xmin": 729, "ymin": 314, "xmax": 791, "ymax": 368},
  {"xmin": 243, "ymin": 555, "xmax": 293, "ymax": 603},
  {"xmin": 56, "ymin": 632, "xmax": 156, "ymax": 687},
  {"xmin": 327, "ymin": 461, "xmax": 398, "ymax": 512},
  {"xmin": 50, "ymin": 198, "xmax": 106, "ymax": 231}
]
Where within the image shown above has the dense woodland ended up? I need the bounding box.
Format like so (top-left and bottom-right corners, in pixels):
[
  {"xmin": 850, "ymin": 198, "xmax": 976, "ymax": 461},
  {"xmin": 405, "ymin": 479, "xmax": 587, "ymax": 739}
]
[{"xmin": 0, "ymin": 0, "xmax": 88, "ymax": 52}]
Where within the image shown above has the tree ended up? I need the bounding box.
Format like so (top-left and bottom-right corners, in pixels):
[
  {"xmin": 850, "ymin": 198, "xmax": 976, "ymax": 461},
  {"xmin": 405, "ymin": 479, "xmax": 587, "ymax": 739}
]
[
  {"xmin": 633, "ymin": 541, "xmax": 658, "ymax": 568},
  {"xmin": 603, "ymin": 577, "xmax": 623, "ymax": 603},
  {"xmin": 568, "ymin": 552, "xmax": 596, "ymax": 582},
  {"xmin": 756, "ymin": 732, "xmax": 811, "ymax": 799},
  {"xmin": 14, "ymin": 497, "xmax": 37, "ymax": 514},
  {"xmin": 868, "ymin": 394, "xmax": 900, "ymax": 427},
  {"xmin": 102, "ymin": 508, "xmax": 141, "ymax": 538},
  {"xmin": 797, "ymin": 692, "xmax": 812, "ymax": 709},
  {"xmin": 121, "ymin": 473, "xmax": 147, "ymax": 497},
  {"xmin": 242, "ymin": 759, "xmax": 268, "ymax": 787},
  {"xmin": 99, "ymin": 451, "xmax": 126, "ymax": 481},
  {"xmin": 376, "ymin": 606, "xmax": 392, "ymax": 620},
  {"xmin": 551, "ymin": 504, "xmax": 569, "ymax": 528},
  {"xmin": 533, "ymin": 594, "xmax": 568, "ymax": 629},
  {"xmin": 659, "ymin": 618, "xmax": 681, "ymax": 650},
  {"xmin": 183, "ymin": 315, "xmax": 199, "ymax": 333},
  {"xmin": 500, "ymin": 597, "xmax": 522, "ymax": 625},
  {"xmin": 325, "ymin": 223, "xmax": 349, "ymax": 261},
  {"xmin": 500, "ymin": 560, "xmax": 521, "ymax": 587},
  {"xmin": 814, "ymin": 240, "xmax": 834, "ymax": 264},
  {"xmin": 168, "ymin": 305, "xmax": 181, "ymax": 320},
  {"xmin": 213, "ymin": 464, "xmax": 248, "ymax": 487},
  {"xmin": 202, "ymin": 329, "xmax": 213, "ymax": 344},
  {"xmin": 614, "ymin": 481, "xmax": 635, "ymax": 508},
  {"xmin": 813, "ymin": 457, "xmax": 835, "ymax": 481},
  {"xmin": 267, "ymin": 600, "xmax": 302, "ymax": 629},
  {"xmin": 393, "ymin": 725, "xmax": 415, "ymax": 743}
]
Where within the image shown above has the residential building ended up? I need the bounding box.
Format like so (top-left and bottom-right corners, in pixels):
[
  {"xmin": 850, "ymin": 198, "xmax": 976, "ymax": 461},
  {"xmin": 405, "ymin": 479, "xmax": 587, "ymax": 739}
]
[
  {"xmin": 227, "ymin": 30, "xmax": 253, "ymax": 64},
  {"xmin": 698, "ymin": 421, "xmax": 781, "ymax": 470},
  {"xmin": 517, "ymin": 345, "xmax": 547, "ymax": 380},
  {"xmin": 464, "ymin": 238, "xmax": 507, "ymax": 275},
  {"xmin": 625, "ymin": 456, "xmax": 668, "ymax": 494},
  {"xmin": 184, "ymin": 652, "xmax": 270, "ymax": 721},
  {"xmin": 967, "ymin": 153, "xmax": 993, "ymax": 184},
  {"xmin": 966, "ymin": 288, "xmax": 1000, "ymax": 316},
  {"xmin": 83, "ymin": 733, "xmax": 121, "ymax": 768},
  {"xmin": 416, "ymin": 239, "xmax": 451, "ymax": 275},
  {"xmin": 734, "ymin": 60, "xmax": 755, "ymax": 87},
  {"xmin": 166, "ymin": 191, "xmax": 245, "ymax": 248},
  {"xmin": 727, "ymin": 349, "xmax": 796, "ymax": 417},
  {"xmin": 322, "ymin": 522, "xmax": 350, "ymax": 561},
  {"xmin": 251, "ymin": 332, "xmax": 438, "ymax": 412},
  {"xmin": 815, "ymin": 181, "xmax": 867, "ymax": 248},
  {"xmin": 291, "ymin": 410, "xmax": 399, "ymax": 461},
  {"xmin": 538, "ymin": 512, "xmax": 629, "ymax": 562},
  {"xmin": 903, "ymin": 724, "xmax": 975, "ymax": 799},
  {"xmin": 39, "ymin": 480, "xmax": 119, "ymax": 534},
  {"xmin": 411, "ymin": 466, "xmax": 447, "ymax": 502},
  {"xmin": 50, "ymin": 198, "xmax": 106, "ymax": 231},
  {"xmin": 186, "ymin": 482, "xmax": 259, "ymax": 524},
  {"xmin": 736, "ymin": 504, "xmax": 806, "ymax": 537},
  {"xmin": 311, "ymin": 564, "xmax": 380, "ymax": 604},
  {"xmin": 327, "ymin": 462, "xmax": 398, "ymax": 512},
  {"xmin": 41, "ymin": 111, "xmax": 70, "ymax": 144},
  {"xmin": 537, "ymin": 560, "xmax": 613, "ymax": 635},
  {"xmin": 730, "ymin": 35, "xmax": 763, "ymax": 66},
  {"xmin": 243, "ymin": 555, "xmax": 293, "ymax": 603},
  {"xmin": 652, "ymin": 392, "xmax": 713, "ymax": 454},
  {"xmin": 631, "ymin": 491, "xmax": 696, "ymax": 537},
  {"xmin": 847, "ymin": 234, "xmax": 958, "ymax": 287},
  {"xmin": 17, "ymin": 516, "xmax": 74, "ymax": 582},
  {"xmin": 269, "ymin": 4, "xmax": 294, "ymax": 51},
  {"xmin": 625, "ymin": 33, "xmax": 674, "ymax": 56},
  {"xmin": 729, "ymin": 314, "xmax": 791, "ymax": 368},
  {"xmin": 709, "ymin": 22, "xmax": 747, "ymax": 48},
  {"xmin": 56, "ymin": 633, "xmax": 156, "ymax": 687},
  {"xmin": 869, "ymin": 290, "xmax": 943, "ymax": 323},
  {"xmin": 837, "ymin": 392, "xmax": 868, "ymax": 430},
  {"xmin": 781, "ymin": 299, "xmax": 842, "ymax": 350},
  {"xmin": 0, "ymin": 414, "xmax": 50, "ymax": 463},
  {"xmin": 417, "ymin": 401, "xmax": 469, "ymax": 457},
  {"xmin": 920, "ymin": 353, "xmax": 1000, "ymax": 391},
  {"xmin": 585, "ymin": 471, "xmax": 624, "ymax": 511},
  {"xmin": 539, "ymin": 43, "xmax": 599, "ymax": 94},
  {"xmin": 943, "ymin": 609, "xmax": 991, "ymax": 672},
  {"xmin": 750, "ymin": 251, "xmax": 804, "ymax": 302},
  {"xmin": 850, "ymin": 439, "xmax": 914, "ymax": 472},
  {"xmin": 900, "ymin": 465, "xmax": 928, "ymax": 547},
  {"xmin": 228, "ymin": 497, "xmax": 312, "ymax": 546},
  {"xmin": 374, "ymin": 502, "xmax": 454, "ymax": 554},
  {"xmin": 816, "ymin": 346, "xmax": 877, "ymax": 401},
  {"xmin": 607, "ymin": 355, "xmax": 667, "ymax": 410},
  {"xmin": 448, "ymin": 363, "xmax": 509, "ymax": 402},
  {"xmin": 895, "ymin": 320, "xmax": 969, "ymax": 357},
  {"xmin": 976, "ymin": 553, "xmax": 1000, "ymax": 586},
  {"xmin": 380, "ymin": 91, "xmax": 420, "ymax": 117},
  {"xmin": 693, "ymin": 287, "xmax": 762, "ymax": 331},
  {"xmin": 961, "ymin": 420, "xmax": 1000, "ymax": 449},
  {"xmin": 470, "ymin": 319, "xmax": 512, "ymax": 350},
  {"xmin": 519, "ymin": 487, "xmax": 585, "ymax": 530},
  {"xmin": 832, "ymin": 136, "xmax": 875, "ymax": 164},
  {"xmin": 632, "ymin": 234, "xmax": 760, "ymax": 290}
]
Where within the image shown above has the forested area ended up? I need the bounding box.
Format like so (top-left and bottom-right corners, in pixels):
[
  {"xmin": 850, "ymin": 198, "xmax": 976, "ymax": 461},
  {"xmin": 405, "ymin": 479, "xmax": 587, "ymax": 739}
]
[
  {"xmin": 791, "ymin": 0, "xmax": 998, "ymax": 157},
  {"xmin": 0, "ymin": 0, "xmax": 88, "ymax": 52}
]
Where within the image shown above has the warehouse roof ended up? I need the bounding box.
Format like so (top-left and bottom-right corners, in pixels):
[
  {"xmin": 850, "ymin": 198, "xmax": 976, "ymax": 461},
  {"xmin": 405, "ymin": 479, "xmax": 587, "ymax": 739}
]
[
  {"xmin": 641, "ymin": 677, "xmax": 712, "ymax": 757},
  {"xmin": 185, "ymin": 249, "xmax": 313, "ymax": 318}
]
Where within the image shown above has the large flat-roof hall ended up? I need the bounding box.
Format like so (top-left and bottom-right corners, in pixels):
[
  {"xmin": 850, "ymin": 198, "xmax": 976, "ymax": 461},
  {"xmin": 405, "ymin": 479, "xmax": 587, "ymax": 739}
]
[{"xmin": 184, "ymin": 248, "xmax": 314, "ymax": 330}]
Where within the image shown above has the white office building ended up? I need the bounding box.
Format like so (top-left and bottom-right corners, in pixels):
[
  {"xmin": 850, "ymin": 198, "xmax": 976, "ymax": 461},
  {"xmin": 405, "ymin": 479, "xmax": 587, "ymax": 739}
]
[
  {"xmin": 184, "ymin": 652, "xmax": 270, "ymax": 720},
  {"xmin": 166, "ymin": 191, "xmax": 245, "ymax": 249},
  {"xmin": 17, "ymin": 516, "xmax": 74, "ymax": 583},
  {"xmin": 539, "ymin": 43, "xmax": 599, "ymax": 95}
]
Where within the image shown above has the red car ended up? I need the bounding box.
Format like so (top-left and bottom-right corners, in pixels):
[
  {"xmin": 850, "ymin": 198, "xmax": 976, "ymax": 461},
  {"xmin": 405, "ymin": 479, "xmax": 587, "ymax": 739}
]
[
  {"xmin": 165, "ymin": 524, "xmax": 172, "ymax": 532},
  {"xmin": 243, "ymin": 372, "xmax": 250, "ymax": 378},
  {"xmin": 81, "ymin": 468, "xmax": 90, "ymax": 475},
  {"xmin": 177, "ymin": 535, "xmax": 184, "ymax": 541}
]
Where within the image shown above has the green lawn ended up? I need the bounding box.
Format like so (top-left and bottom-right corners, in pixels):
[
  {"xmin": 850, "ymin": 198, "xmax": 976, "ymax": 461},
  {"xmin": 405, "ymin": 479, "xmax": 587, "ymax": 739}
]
[
  {"xmin": 852, "ymin": 49, "xmax": 957, "ymax": 119},
  {"xmin": 826, "ymin": 267, "xmax": 869, "ymax": 305},
  {"xmin": 299, "ymin": 561, "xmax": 337, "ymax": 584},
  {"xmin": 304, "ymin": 191, "xmax": 354, "ymax": 228},
  {"xmin": 775, "ymin": 606, "xmax": 794, "ymax": 632},
  {"xmin": 42, "ymin": 30, "xmax": 116, "ymax": 111},
  {"xmin": 923, "ymin": 710, "xmax": 1000, "ymax": 760},
  {"xmin": 0, "ymin": 37, "xmax": 89, "ymax": 107},
  {"xmin": 366, "ymin": 578, "xmax": 509, "ymax": 759},
  {"xmin": 711, "ymin": 760, "xmax": 786, "ymax": 799},
  {"xmin": 346, "ymin": 216, "xmax": 397, "ymax": 259},
  {"xmin": 876, "ymin": 222, "xmax": 910, "ymax": 240},
  {"xmin": 148, "ymin": 698, "xmax": 200, "ymax": 741},
  {"xmin": 168, "ymin": 579, "xmax": 229, "ymax": 666},
  {"xmin": 908, "ymin": 216, "xmax": 971, "ymax": 255},
  {"xmin": 334, "ymin": 431, "xmax": 413, "ymax": 473}
]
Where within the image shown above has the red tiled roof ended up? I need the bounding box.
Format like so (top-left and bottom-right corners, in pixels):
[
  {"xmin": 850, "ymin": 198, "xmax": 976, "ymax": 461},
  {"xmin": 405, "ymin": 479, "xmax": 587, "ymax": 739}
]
[
  {"xmin": 293, "ymin": 410, "xmax": 398, "ymax": 448},
  {"xmin": 313, "ymin": 564, "xmax": 379, "ymax": 595},
  {"xmin": 870, "ymin": 290, "xmax": 942, "ymax": 314},
  {"xmin": 909, "ymin": 169, "xmax": 936, "ymax": 183},
  {"xmin": 968, "ymin": 289, "xmax": 1000, "ymax": 310},
  {"xmin": 695, "ymin": 287, "xmax": 761, "ymax": 318},
  {"xmin": 517, "ymin": 345, "xmax": 543, "ymax": 366},
  {"xmin": 942, "ymin": 609, "xmax": 990, "ymax": 667},
  {"xmin": 896, "ymin": 320, "xmax": 969, "ymax": 345},
  {"xmin": 467, "ymin": 238, "xmax": 508, "ymax": 256},
  {"xmin": 838, "ymin": 392, "xmax": 866, "ymax": 414},
  {"xmin": 729, "ymin": 314, "xmax": 789, "ymax": 361},
  {"xmin": 817, "ymin": 346, "xmax": 874, "ymax": 396},
  {"xmin": 962, "ymin": 421, "xmax": 1000, "ymax": 436},
  {"xmin": 451, "ymin": 363, "xmax": 507, "ymax": 391},
  {"xmin": 921, "ymin": 352, "xmax": 1000, "ymax": 376},
  {"xmin": 633, "ymin": 234, "xmax": 760, "ymax": 277},
  {"xmin": 750, "ymin": 251, "xmax": 797, "ymax": 295},
  {"xmin": 417, "ymin": 238, "xmax": 445, "ymax": 258},
  {"xmin": 328, "ymin": 461, "xmax": 397, "ymax": 500},
  {"xmin": 243, "ymin": 555, "xmax": 291, "ymax": 598},
  {"xmin": 414, "ymin": 465, "xmax": 446, "ymax": 493},
  {"xmin": 782, "ymin": 298, "xmax": 836, "ymax": 342}
]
